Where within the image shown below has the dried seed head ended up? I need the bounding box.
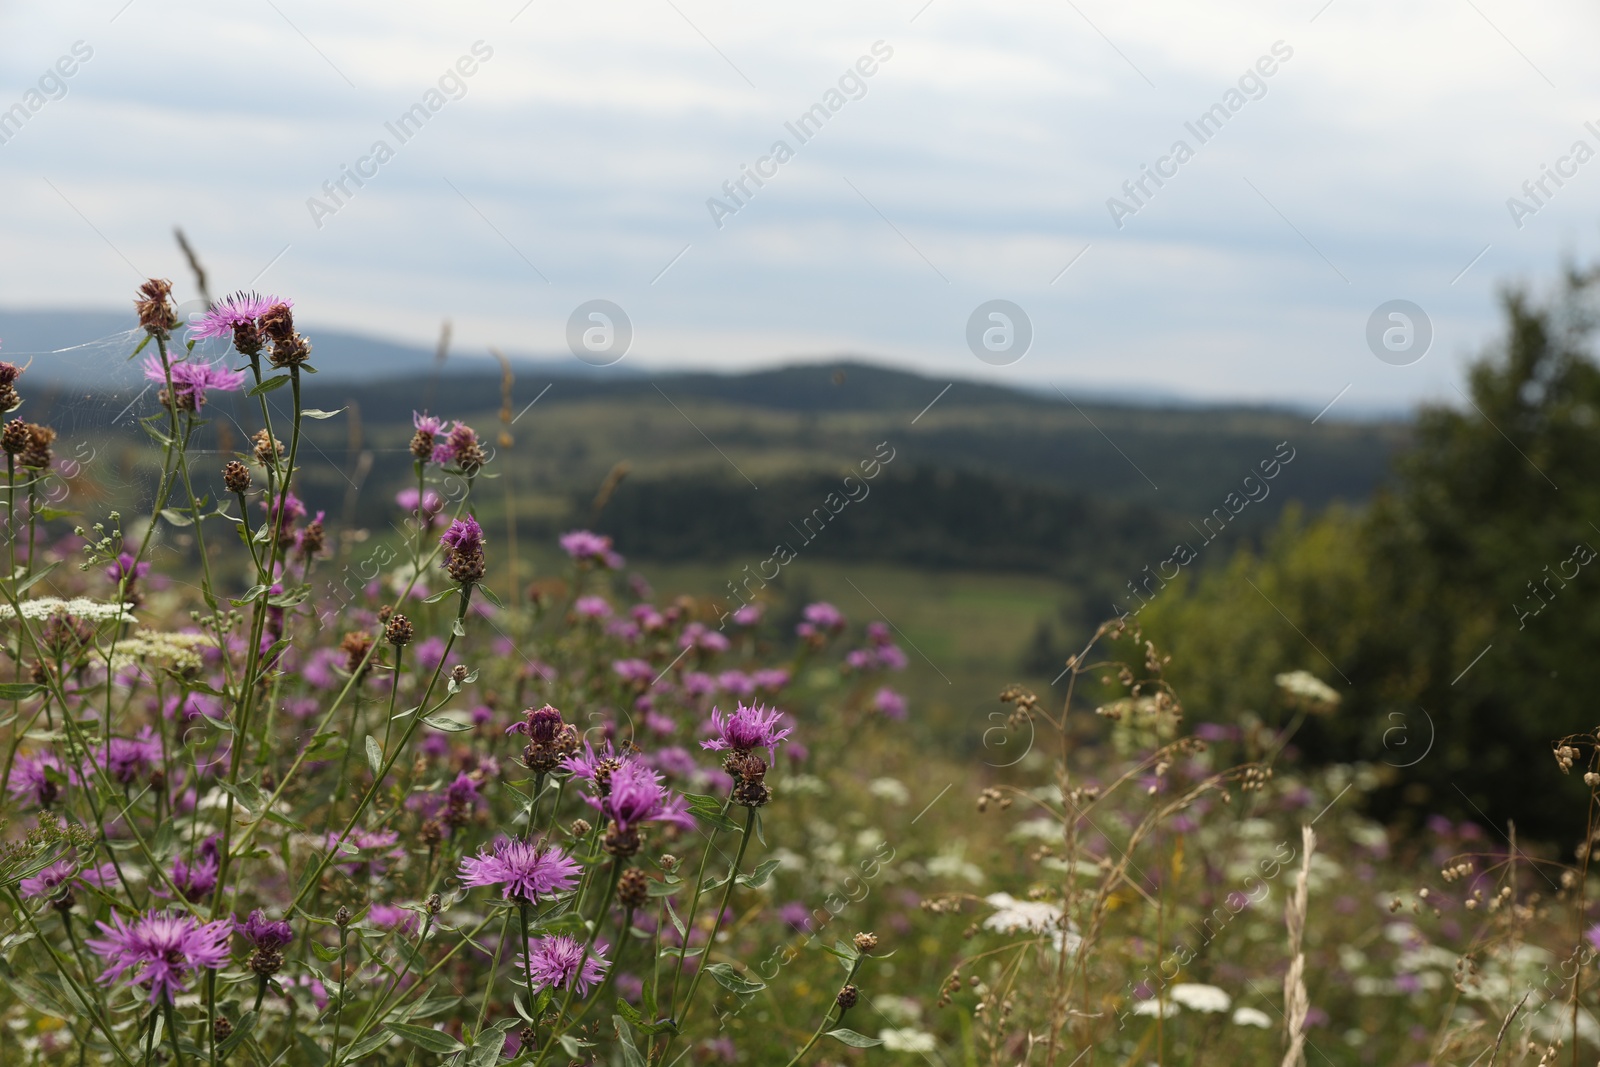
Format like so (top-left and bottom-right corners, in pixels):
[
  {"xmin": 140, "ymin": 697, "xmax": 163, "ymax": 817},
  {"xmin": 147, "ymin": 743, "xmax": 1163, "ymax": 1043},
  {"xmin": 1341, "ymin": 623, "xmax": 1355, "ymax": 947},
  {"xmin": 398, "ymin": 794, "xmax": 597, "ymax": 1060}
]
[
  {"xmin": 334, "ymin": 906, "xmax": 352, "ymax": 929},
  {"xmin": 135, "ymin": 278, "xmax": 179, "ymax": 336},
  {"xmin": 617, "ymin": 868, "xmax": 650, "ymax": 909},
  {"xmin": 384, "ymin": 613, "xmax": 414, "ymax": 647},
  {"xmin": 570, "ymin": 818, "xmax": 593, "ymax": 838},
  {"xmin": 252, "ymin": 429, "xmax": 284, "ymax": 466},
  {"xmin": 223, "ymin": 460, "xmax": 251, "ymax": 494},
  {"xmin": 853, "ymin": 932, "xmax": 879, "ymax": 954},
  {"xmin": 836, "ymin": 984, "xmax": 859, "ymax": 1011},
  {"xmin": 451, "ymin": 664, "xmax": 469, "ymax": 686}
]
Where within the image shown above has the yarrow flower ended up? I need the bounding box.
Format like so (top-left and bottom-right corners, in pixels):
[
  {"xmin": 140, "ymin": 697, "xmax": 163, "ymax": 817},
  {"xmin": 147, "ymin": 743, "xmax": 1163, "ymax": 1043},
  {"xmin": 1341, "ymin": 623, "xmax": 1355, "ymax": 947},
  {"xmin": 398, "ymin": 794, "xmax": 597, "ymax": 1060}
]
[
  {"xmin": 440, "ymin": 516, "xmax": 486, "ymax": 585},
  {"xmin": 559, "ymin": 529, "xmax": 624, "ymax": 569},
  {"xmin": 85, "ymin": 910, "xmax": 233, "ymax": 1004},
  {"xmin": 519, "ymin": 934, "xmax": 609, "ymax": 996},
  {"xmin": 701, "ymin": 703, "xmax": 792, "ymax": 755},
  {"xmin": 458, "ymin": 838, "xmax": 580, "ymax": 902}
]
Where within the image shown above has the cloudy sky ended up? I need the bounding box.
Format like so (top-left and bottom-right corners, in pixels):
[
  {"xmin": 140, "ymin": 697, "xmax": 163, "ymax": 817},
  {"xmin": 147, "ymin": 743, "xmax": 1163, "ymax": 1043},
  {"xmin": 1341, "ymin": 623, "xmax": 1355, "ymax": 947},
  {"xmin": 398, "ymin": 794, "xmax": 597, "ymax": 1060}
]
[{"xmin": 2, "ymin": 0, "xmax": 1599, "ymax": 410}]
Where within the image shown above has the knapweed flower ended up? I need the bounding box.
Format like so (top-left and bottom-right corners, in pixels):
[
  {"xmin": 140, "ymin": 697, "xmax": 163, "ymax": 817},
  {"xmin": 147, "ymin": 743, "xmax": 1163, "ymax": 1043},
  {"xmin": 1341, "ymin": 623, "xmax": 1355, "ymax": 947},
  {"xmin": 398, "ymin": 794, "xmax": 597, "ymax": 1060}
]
[
  {"xmin": 458, "ymin": 838, "xmax": 580, "ymax": 902},
  {"xmin": 238, "ymin": 909, "xmax": 293, "ymax": 976},
  {"xmin": 433, "ymin": 422, "xmax": 485, "ymax": 475},
  {"xmin": 105, "ymin": 552, "xmax": 151, "ymax": 588},
  {"xmin": 169, "ymin": 849, "xmax": 219, "ymax": 903},
  {"xmin": 587, "ymin": 760, "xmax": 695, "ymax": 856},
  {"xmin": 613, "ymin": 658, "xmax": 654, "ymax": 685},
  {"xmin": 873, "ymin": 687, "xmax": 908, "ymax": 720},
  {"xmin": 410, "ymin": 411, "xmax": 449, "ymax": 461},
  {"xmin": 559, "ymin": 529, "xmax": 624, "ymax": 569},
  {"xmin": 507, "ymin": 704, "xmax": 579, "ymax": 773},
  {"xmin": 260, "ymin": 301, "xmax": 311, "ymax": 369},
  {"xmin": 20, "ymin": 858, "xmax": 79, "ymax": 902},
  {"xmin": 189, "ymin": 291, "xmax": 286, "ymax": 354},
  {"xmin": 86, "ymin": 910, "xmax": 233, "ymax": 1004},
  {"xmin": 94, "ymin": 727, "xmax": 163, "ymax": 785},
  {"xmin": 796, "ymin": 601, "xmax": 846, "ymax": 640},
  {"xmin": 237, "ymin": 910, "xmax": 293, "ymax": 951},
  {"xmin": 142, "ymin": 353, "xmax": 247, "ymax": 410},
  {"xmin": 562, "ymin": 741, "xmax": 623, "ymax": 791},
  {"xmin": 367, "ymin": 904, "xmax": 419, "ymax": 934},
  {"xmin": 701, "ymin": 703, "xmax": 792, "ymax": 756},
  {"xmin": 0, "ymin": 358, "xmax": 22, "ymax": 413},
  {"xmin": 397, "ymin": 487, "xmax": 443, "ymax": 527},
  {"xmin": 519, "ymin": 934, "xmax": 609, "ymax": 996},
  {"xmin": 574, "ymin": 595, "xmax": 612, "ymax": 620},
  {"xmin": 9, "ymin": 751, "xmax": 71, "ymax": 806},
  {"xmin": 440, "ymin": 516, "xmax": 486, "ymax": 585}
]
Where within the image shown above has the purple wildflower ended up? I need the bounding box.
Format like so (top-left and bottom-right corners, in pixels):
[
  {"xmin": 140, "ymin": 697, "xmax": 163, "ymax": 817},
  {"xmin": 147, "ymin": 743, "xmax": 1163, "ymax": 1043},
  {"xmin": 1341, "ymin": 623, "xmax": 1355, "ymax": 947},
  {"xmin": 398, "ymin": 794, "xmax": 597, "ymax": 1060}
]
[
  {"xmin": 680, "ymin": 623, "xmax": 730, "ymax": 654},
  {"xmin": 872, "ymin": 687, "xmax": 908, "ymax": 720},
  {"xmin": 105, "ymin": 551, "xmax": 151, "ymax": 587},
  {"xmin": 701, "ymin": 703, "xmax": 792, "ymax": 755},
  {"xmin": 368, "ymin": 904, "xmax": 419, "ymax": 934},
  {"xmin": 458, "ymin": 838, "xmax": 580, "ymax": 902},
  {"xmin": 9, "ymin": 751, "xmax": 71, "ymax": 806},
  {"xmin": 585, "ymin": 760, "xmax": 696, "ymax": 834},
  {"xmin": 237, "ymin": 910, "xmax": 294, "ymax": 951},
  {"xmin": 731, "ymin": 603, "xmax": 763, "ymax": 626},
  {"xmin": 188, "ymin": 291, "xmax": 287, "ymax": 340},
  {"xmin": 94, "ymin": 727, "xmax": 162, "ymax": 785},
  {"xmin": 796, "ymin": 602, "xmax": 846, "ymax": 640},
  {"xmin": 142, "ymin": 353, "xmax": 247, "ymax": 409},
  {"xmin": 717, "ymin": 670, "xmax": 754, "ymax": 697},
  {"xmin": 431, "ymin": 422, "xmax": 485, "ymax": 474},
  {"xmin": 85, "ymin": 910, "xmax": 233, "ymax": 1003},
  {"xmin": 613, "ymin": 658, "xmax": 654, "ymax": 685},
  {"xmin": 752, "ymin": 668, "xmax": 790, "ymax": 693},
  {"xmin": 413, "ymin": 411, "xmax": 449, "ymax": 436},
  {"xmin": 559, "ymin": 529, "xmax": 624, "ymax": 569},
  {"xmin": 575, "ymin": 595, "xmax": 612, "ymax": 620},
  {"xmin": 169, "ymin": 851, "xmax": 219, "ymax": 902},
  {"xmin": 519, "ymin": 934, "xmax": 609, "ymax": 996},
  {"xmin": 440, "ymin": 516, "xmax": 486, "ymax": 585},
  {"xmin": 20, "ymin": 858, "xmax": 78, "ymax": 899}
]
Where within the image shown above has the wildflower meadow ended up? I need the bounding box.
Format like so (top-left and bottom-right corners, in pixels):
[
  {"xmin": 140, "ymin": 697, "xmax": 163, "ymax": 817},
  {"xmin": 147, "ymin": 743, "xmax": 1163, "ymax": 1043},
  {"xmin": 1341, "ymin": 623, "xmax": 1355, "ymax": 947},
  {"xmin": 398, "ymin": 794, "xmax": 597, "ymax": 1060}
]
[{"xmin": 3, "ymin": 277, "xmax": 1600, "ymax": 1067}]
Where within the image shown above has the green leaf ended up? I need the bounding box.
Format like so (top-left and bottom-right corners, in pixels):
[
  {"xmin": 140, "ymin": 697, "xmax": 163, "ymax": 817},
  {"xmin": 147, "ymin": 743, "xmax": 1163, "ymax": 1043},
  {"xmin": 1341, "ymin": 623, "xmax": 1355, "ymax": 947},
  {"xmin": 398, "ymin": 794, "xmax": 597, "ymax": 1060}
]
[
  {"xmin": 248, "ymin": 375, "xmax": 291, "ymax": 397},
  {"xmin": 422, "ymin": 714, "xmax": 473, "ymax": 732},
  {"xmin": 301, "ymin": 407, "xmax": 346, "ymax": 420},
  {"xmin": 16, "ymin": 562, "xmax": 59, "ymax": 595},
  {"xmin": 218, "ymin": 1010, "xmax": 257, "ymax": 1055},
  {"xmin": 388, "ymin": 1023, "xmax": 465, "ymax": 1055},
  {"xmin": 35, "ymin": 507, "xmax": 74, "ymax": 522},
  {"xmin": 0, "ymin": 682, "xmax": 43, "ymax": 701},
  {"xmin": 160, "ymin": 508, "xmax": 195, "ymax": 528},
  {"xmin": 826, "ymin": 1028, "xmax": 884, "ymax": 1048},
  {"xmin": 229, "ymin": 584, "xmax": 268, "ymax": 606},
  {"xmin": 423, "ymin": 587, "xmax": 455, "ymax": 604},
  {"xmin": 468, "ymin": 1032, "xmax": 508, "ymax": 1066},
  {"xmin": 340, "ymin": 1030, "xmax": 392, "ymax": 1060},
  {"xmin": 476, "ymin": 583, "xmax": 505, "ymax": 608},
  {"xmin": 738, "ymin": 858, "xmax": 782, "ymax": 889},
  {"xmin": 704, "ymin": 962, "xmax": 765, "ymax": 995},
  {"xmin": 612, "ymin": 1017, "xmax": 647, "ymax": 1067},
  {"xmin": 295, "ymin": 1032, "xmax": 330, "ymax": 1066},
  {"xmin": 310, "ymin": 940, "xmax": 341, "ymax": 962},
  {"xmin": 365, "ymin": 735, "xmax": 382, "ymax": 777}
]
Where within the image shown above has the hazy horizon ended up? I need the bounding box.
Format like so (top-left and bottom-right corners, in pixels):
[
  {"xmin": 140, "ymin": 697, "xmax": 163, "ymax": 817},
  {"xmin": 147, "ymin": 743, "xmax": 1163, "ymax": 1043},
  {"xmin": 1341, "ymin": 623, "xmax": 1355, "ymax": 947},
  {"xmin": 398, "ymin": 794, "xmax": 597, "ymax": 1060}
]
[{"xmin": 4, "ymin": 1, "xmax": 1599, "ymax": 414}]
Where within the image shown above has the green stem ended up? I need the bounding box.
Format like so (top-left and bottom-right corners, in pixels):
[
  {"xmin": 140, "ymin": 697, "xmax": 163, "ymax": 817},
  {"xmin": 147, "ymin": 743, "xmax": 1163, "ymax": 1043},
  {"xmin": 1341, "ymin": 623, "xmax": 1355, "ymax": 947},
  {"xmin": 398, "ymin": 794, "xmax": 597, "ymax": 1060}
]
[
  {"xmin": 673, "ymin": 807, "xmax": 756, "ymax": 1038},
  {"xmin": 780, "ymin": 956, "xmax": 865, "ymax": 1067}
]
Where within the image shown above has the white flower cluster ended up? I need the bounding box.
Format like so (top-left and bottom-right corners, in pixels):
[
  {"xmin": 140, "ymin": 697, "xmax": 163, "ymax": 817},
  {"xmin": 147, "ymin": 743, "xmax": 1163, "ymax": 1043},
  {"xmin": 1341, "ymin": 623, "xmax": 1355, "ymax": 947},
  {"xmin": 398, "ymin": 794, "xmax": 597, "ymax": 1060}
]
[
  {"xmin": 983, "ymin": 892, "xmax": 1061, "ymax": 934},
  {"xmin": 0, "ymin": 597, "xmax": 135, "ymax": 623},
  {"xmin": 1275, "ymin": 669, "xmax": 1340, "ymax": 708},
  {"xmin": 110, "ymin": 630, "xmax": 216, "ymax": 673}
]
